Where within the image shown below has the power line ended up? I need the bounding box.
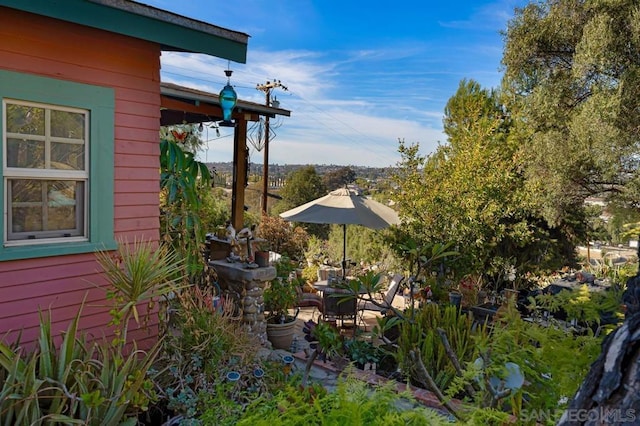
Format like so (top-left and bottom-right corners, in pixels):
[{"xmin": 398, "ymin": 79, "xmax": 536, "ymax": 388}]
[
  {"xmin": 160, "ymin": 69, "xmax": 260, "ymax": 92},
  {"xmin": 256, "ymin": 79, "xmax": 288, "ymax": 214},
  {"xmin": 287, "ymin": 91, "xmax": 396, "ymax": 166},
  {"xmin": 161, "ymin": 67, "xmax": 398, "ymax": 166}
]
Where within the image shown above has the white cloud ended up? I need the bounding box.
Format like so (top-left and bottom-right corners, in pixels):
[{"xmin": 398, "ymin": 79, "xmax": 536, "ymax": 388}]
[
  {"xmin": 162, "ymin": 47, "xmax": 449, "ymax": 167},
  {"xmin": 157, "ymin": 0, "xmax": 525, "ymax": 167}
]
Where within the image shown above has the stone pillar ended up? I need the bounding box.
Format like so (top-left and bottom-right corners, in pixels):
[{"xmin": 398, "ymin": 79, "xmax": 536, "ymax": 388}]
[{"xmin": 208, "ymin": 260, "xmax": 277, "ymax": 346}]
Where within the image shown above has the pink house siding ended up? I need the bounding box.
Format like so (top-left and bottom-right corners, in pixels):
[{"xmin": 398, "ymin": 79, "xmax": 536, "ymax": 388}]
[{"xmin": 0, "ymin": 7, "xmax": 163, "ymax": 348}]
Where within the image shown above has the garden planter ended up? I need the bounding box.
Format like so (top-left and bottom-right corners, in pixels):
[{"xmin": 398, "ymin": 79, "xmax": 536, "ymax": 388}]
[
  {"xmin": 331, "ymin": 354, "xmax": 351, "ymax": 371},
  {"xmin": 504, "ymin": 288, "xmax": 519, "ymax": 304},
  {"xmin": 449, "ymin": 291, "xmax": 462, "ymax": 308},
  {"xmin": 267, "ymin": 319, "xmax": 297, "ymax": 350},
  {"xmin": 376, "ymin": 344, "xmax": 399, "ymax": 378},
  {"xmin": 471, "ymin": 302, "xmax": 500, "ymax": 324},
  {"xmin": 255, "ymin": 250, "xmax": 270, "ymax": 267},
  {"xmin": 477, "ymin": 290, "xmax": 487, "ymax": 305},
  {"xmin": 381, "ymin": 321, "xmax": 400, "ymax": 343}
]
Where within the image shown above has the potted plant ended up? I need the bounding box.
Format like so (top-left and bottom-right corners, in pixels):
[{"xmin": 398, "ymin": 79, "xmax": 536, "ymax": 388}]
[
  {"xmin": 254, "ymin": 240, "xmax": 270, "ymax": 267},
  {"xmin": 264, "ymin": 263, "xmax": 300, "ymax": 349},
  {"xmin": 502, "ymin": 263, "xmax": 520, "ymax": 305},
  {"xmin": 458, "ymin": 274, "xmax": 481, "ymax": 308},
  {"xmin": 344, "ymin": 339, "xmax": 381, "ymax": 371},
  {"xmin": 448, "ymin": 287, "xmax": 463, "ymax": 309}
]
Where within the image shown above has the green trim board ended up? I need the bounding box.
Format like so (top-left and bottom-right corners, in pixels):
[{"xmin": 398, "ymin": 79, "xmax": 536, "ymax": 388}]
[
  {"xmin": 0, "ymin": 70, "xmax": 117, "ymax": 261},
  {"xmin": 0, "ymin": 0, "xmax": 248, "ymax": 63}
]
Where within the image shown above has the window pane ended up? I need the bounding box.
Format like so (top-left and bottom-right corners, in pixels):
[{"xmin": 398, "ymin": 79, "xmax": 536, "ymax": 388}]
[
  {"xmin": 51, "ymin": 110, "xmax": 84, "ymax": 138},
  {"xmin": 47, "ymin": 181, "xmax": 82, "ymax": 231},
  {"xmin": 52, "ymin": 141, "xmax": 85, "ymax": 170},
  {"xmin": 10, "ymin": 179, "xmax": 44, "ymax": 233},
  {"xmin": 8, "ymin": 179, "xmax": 84, "ymax": 239},
  {"xmin": 6, "ymin": 104, "xmax": 45, "ymax": 135},
  {"xmin": 6, "ymin": 138, "xmax": 45, "ymax": 168}
]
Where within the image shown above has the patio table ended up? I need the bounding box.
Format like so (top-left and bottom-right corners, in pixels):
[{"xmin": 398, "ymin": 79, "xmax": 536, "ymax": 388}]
[{"xmin": 313, "ymin": 280, "xmax": 365, "ymax": 329}]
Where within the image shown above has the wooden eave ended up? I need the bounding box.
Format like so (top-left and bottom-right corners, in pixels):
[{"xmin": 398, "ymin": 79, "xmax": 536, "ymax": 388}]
[
  {"xmin": 0, "ymin": 0, "xmax": 249, "ymax": 63},
  {"xmin": 160, "ymin": 82, "xmax": 291, "ymax": 126}
]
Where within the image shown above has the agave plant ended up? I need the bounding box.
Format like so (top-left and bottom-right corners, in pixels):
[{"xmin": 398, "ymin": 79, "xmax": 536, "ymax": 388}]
[
  {"xmin": 95, "ymin": 237, "xmax": 186, "ymax": 344},
  {"xmin": 0, "ymin": 303, "xmax": 160, "ymax": 425}
]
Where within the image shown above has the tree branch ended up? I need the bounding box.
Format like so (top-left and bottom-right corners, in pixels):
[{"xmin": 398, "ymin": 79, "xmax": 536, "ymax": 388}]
[
  {"xmin": 437, "ymin": 327, "xmax": 477, "ymax": 397},
  {"xmin": 409, "ymin": 349, "xmax": 465, "ymax": 421}
]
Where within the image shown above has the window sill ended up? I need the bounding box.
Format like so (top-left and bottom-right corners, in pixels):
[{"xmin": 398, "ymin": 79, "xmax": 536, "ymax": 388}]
[{"xmin": 0, "ymin": 239, "xmax": 117, "ymax": 262}]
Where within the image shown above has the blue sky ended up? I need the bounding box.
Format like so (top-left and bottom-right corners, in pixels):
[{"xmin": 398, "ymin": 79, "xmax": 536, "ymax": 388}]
[{"xmin": 145, "ymin": 0, "xmax": 528, "ymax": 167}]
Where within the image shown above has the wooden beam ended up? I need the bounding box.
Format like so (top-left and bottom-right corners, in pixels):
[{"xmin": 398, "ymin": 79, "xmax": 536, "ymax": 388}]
[
  {"xmin": 231, "ymin": 118, "xmax": 248, "ymax": 231},
  {"xmin": 160, "ymin": 96, "xmax": 261, "ymax": 124},
  {"xmin": 161, "ymin": 96, "xmax": 223, "ymax": 117}
]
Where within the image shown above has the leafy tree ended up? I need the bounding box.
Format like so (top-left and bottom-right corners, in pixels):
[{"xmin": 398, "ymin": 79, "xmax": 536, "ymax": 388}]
[
  {"xmin": 197, "ymin": 187, "xmax": 231, "ymax": 233},
  {"xmin": 322, "ymin": 166, "xmax": 356, "ymax": 191},
  {"xmin": 326, "ymin": 224, "xmax": 391, "ymax": 269},
  {"xmin": 273, "ymin": 165, "xmax": 328, "ymax": 238},
  {"xmin": 255, "ymin": 215, "xmax": 308, "ymax": 260},
  {"xmin": 606, "ymin": 204, "xmax": 640, "ymax": 244},
  {"xmin": 275, "ymin": 165, "xmax": 326, "ymax": 212},
  {"xmin": 392, "ymin": 80, "xmax": 578, "ymax": 286},
  {"xmin": 244, "ymin": 179, "xmax": 264, "ymax": 214},
  {"xmin": 502, "ymin": 0, "xmax": 640, "ymax": 223}
]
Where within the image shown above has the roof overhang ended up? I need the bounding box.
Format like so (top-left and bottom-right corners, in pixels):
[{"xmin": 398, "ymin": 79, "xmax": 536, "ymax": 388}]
[
  {"xmin": 160, "ymin": 82, "xmax": 291, "ymax": 126},
  {"xmin": 0, "ymin": 0, "xmax": 249, "ymax": 63}
]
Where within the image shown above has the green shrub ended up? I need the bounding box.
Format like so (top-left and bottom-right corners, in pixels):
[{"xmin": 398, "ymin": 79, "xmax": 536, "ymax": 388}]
[
  {"xmin": 0, "ymin": 308, "xmax": 159, "ymax": 425},
  {"xmin": 344, "ymin": 339, "xmax": 383, "ymax": 366},
  {"xmin": 258, "ymin": 215, "xmax": 310, "ymax": 260},
  {"xmin": 301, "ymin": 263, "xmax": 319, "ymax": 284},
  {"xmin": 530, "ymin": 284, "xmax": 624, "ymax": 327},
  {"xmin": 151, "ymin": 284, "xmax": 290, "ymax": 422},
  {"xmin": 397, "ymin": 303, "xmax": 481, "ymax": 391},
  {"xmin": 448, "ymin": 303, "xmax": 603, "ymax": 422},
  {"xmin": 235, "ymin": 377, "xmax": 451, "ymax": 425},
  {"xmin": 95, "ymin": 238, "xmax": 185, "ymax": 345}
]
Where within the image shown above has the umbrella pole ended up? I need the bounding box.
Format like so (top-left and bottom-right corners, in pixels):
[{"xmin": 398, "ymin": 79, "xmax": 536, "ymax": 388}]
[{"xmin": 342, "ymin": 224, "xmax": 347, "ymax": 279}]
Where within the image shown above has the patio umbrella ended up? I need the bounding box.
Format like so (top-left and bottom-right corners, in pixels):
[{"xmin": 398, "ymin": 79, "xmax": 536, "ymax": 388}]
[{"xmin": 279, "ymin": 187, "xmax": 400, "ymax": 278}]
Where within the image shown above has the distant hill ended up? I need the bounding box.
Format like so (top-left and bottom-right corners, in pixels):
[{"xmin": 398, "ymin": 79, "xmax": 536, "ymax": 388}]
[{"xmin": 206, "ymin": 162, "xmax": 394, "ymax": 184}]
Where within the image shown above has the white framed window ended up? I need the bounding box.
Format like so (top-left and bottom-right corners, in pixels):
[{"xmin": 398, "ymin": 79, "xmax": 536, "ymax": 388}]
[{"xmin": 3, "ymin": 100, "xmax": 89, "ymax": 245}]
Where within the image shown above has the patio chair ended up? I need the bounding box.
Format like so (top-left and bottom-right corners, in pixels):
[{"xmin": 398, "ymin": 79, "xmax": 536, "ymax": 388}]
[
  {"xmin": 357, "ymin": 273, "xmax": 405, "ymax": 328},
  {"xmin": 295, "ymin": 286, "xmax": 324, "ymax": 321}
]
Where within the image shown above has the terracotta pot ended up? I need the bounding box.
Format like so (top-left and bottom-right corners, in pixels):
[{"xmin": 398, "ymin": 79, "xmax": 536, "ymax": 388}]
[{"xmin": 267, "ymin": 320, "xmax": 297, "ymax": 350}]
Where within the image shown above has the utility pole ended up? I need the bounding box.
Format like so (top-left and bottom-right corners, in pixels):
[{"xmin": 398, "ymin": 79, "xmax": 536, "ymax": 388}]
[{"xmin": 256, "ymin": 80, "xmax": 287, "ymax": 215}]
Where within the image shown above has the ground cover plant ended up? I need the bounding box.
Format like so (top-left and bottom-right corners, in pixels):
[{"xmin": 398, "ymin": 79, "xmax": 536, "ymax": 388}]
[
  {"xmin": 235, "ymin": 377, "xmax": 451, "ymax": 425},
  {"xmin": 450, "ymin": 303, "xmax": 605, "ymax": 424},
  {"xmin": 144, "ymin": 281, "xmax": 292, "ymax": 424}
]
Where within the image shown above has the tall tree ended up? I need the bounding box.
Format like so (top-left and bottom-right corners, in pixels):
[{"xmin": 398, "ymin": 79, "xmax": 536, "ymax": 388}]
[
  {"xmin": 322, "ymin": 167, "xmax": 356, "ymax": 191},
  {"xmin": 274, "ymin": 166, "xmax": 326, "ymax": 213},
  {"xmin": 502, "ymin": 0, "xmax": 640, "ymax": 224},
  {"xmin": 393, "ymin": 80, "xmax": 578, "ymax": 285},
  {"xmin": 273, "ymin": 166, "xmax": 328, "ymax": 238}
]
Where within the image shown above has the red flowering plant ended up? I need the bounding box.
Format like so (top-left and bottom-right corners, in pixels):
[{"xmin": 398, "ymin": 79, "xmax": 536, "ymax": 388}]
[
  {"xmin": 405, "ymin": 275, "xmax": 443, "ymax": 307},
  {"xmin": 414, "ymin": 284, "xmax": 434, "ymax": 301},
  {"xmin": 457, "ymin": 275, "xmax": 482, "ymax": 307}
]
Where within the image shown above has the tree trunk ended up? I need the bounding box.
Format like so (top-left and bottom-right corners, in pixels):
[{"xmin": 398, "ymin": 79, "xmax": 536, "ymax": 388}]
[{"xmin": 557, "ymin": 311, "xmax": 640, "ymax": 425}]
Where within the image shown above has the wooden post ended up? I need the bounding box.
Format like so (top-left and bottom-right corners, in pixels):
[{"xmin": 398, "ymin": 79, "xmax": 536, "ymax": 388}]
[{"xmin": 231, "ymin": 117, "xmax": 248, "ymax": 231}]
